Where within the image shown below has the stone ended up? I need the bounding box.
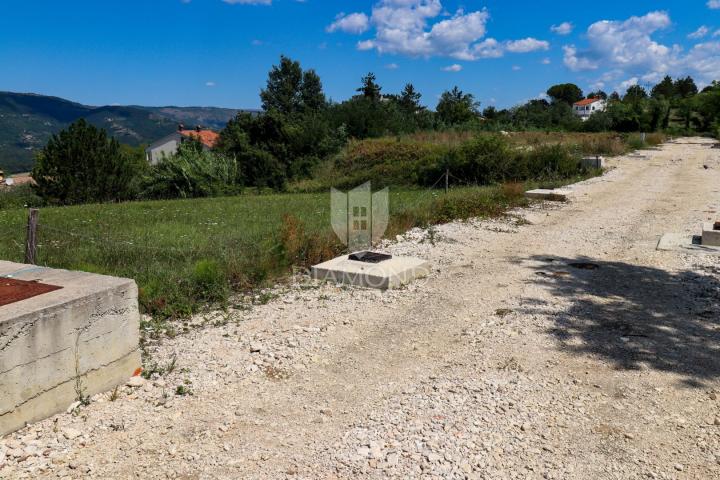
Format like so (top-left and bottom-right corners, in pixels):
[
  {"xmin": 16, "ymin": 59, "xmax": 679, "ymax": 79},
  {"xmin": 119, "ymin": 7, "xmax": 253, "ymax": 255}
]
[
  {"xmin": 702, "ymin": 223, "xmax": 720, "ymax": 247},
  {"xmin": 65, "ymin": 402, "xmax": 81, "ymax": 414},
  {"xmin": 0, "ymin": 261, "xmax": 141, "ymax": 437},
  {"xmin": 581, "ymin": 156, "xmax": 604, "ymax": 169},
  {"xmin": 311, "ymin": 254, "xmax": 430, "ymax": 290},
  {"xmin": 61, "ymin": 428, "xmax": 81, "ymax": 440},
  {"xmin": 524, "ymin": 189, "xmax": 572, "ymax": 202},
  {"xmin": 674, "ymin": 463, "xmax": 684, "ymax": 472},
  {"xmin": 126, "ymin": 376, "xmax": 145, "ymax": 388}
]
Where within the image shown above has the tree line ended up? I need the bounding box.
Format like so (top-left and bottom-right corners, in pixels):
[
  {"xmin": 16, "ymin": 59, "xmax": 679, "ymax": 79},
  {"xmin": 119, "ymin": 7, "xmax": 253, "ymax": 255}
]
[{"xmin": 29, "ymin": 56, "xmax": 720, "ymax": 204}]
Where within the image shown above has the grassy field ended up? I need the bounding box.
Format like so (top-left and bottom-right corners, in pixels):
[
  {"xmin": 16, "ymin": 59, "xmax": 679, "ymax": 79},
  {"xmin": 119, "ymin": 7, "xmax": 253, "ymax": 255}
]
[
  {"xmin": 1, "ymin": 130, "xmax": 629, "ymax": 321},
  {"xmin": 1, "ymin": 183, "xmax": 567, "ymax": 321}
]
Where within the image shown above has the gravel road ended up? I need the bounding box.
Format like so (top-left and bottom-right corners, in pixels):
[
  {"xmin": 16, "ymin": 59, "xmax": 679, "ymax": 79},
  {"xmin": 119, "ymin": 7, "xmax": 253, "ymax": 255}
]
[{"xmin": 1, "ymin": 138, "xmax": 719, "ymax": 479}]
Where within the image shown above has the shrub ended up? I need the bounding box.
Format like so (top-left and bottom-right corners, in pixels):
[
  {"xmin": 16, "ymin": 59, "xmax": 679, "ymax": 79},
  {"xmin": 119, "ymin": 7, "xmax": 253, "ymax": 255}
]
[
  {"xmin": 0, "ymin": 184, "xmax": 44, "ymax": 210},
  {"xmin": 32, "ymin": 119, "xmax": 141, "ymax": 205},
  {"xmin": 142, "ymin": 141, "xmax": 241, "ymax": 199}
]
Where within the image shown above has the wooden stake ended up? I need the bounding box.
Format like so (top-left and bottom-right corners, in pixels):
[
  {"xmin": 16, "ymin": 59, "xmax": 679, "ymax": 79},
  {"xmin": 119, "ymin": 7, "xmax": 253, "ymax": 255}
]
[
  {"xmin": 445, "ymin": 168, "xmax": 449, "ymax": 194},
  {"xmin": 24, "ymin": 208, "xmax": 39, "ymax": 265}
]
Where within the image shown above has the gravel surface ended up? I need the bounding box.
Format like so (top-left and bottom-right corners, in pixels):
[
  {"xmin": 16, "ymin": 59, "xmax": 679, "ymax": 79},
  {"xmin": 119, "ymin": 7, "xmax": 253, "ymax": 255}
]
[{"xmin": 1, "ymin": 138, "xmax": 719, "ymax": 479}]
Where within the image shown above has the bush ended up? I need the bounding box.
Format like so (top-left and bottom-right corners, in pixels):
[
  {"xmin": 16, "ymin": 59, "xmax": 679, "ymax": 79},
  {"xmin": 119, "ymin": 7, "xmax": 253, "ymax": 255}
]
[
  {"xmin": 32, "ymin": 119, "xmax": 141, "ymax": 205},
  {"xmin": 0, "ymin": 184, "xmax": 44, "ymax": 210},
  {"xmin": 142, "ymin": 141, "xmax": 242, "ymax": 199}
]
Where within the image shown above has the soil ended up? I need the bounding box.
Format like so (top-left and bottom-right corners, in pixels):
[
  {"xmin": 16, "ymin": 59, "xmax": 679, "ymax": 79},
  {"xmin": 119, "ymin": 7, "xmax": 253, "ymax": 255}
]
[{"xmin": 1, "ymin": 137, "xmax": 719, "ymax": 479}]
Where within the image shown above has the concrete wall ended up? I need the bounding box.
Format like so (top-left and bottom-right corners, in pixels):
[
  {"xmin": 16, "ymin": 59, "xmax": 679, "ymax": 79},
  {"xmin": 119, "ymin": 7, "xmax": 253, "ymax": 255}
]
[
  {"xmin": 146, "ymin": 136, "xmax": 180, "ymax": 165},
  {"xmin": 0, "ymin": 262, "xmax": 141, "ymax": 436}
]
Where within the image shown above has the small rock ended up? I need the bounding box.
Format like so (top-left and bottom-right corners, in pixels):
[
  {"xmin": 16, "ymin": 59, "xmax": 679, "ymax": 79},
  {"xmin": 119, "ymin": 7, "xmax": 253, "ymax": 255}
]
[
  {"xmin": 674, "ymin": 464, "xmax": 684, "ymax": 472},
  {"xmin": 126, "ymin": 376, "xmax": 146, "ymax": 388},
  {"xmin": 62, "ymin": 428, "xmax": 82, "ymax": 440},
  {"xmin": 624, "ymin": 433, "xmax": 635, "ymax": 440},
  {"xmin": 66, "ymin": 402, "xmax": 81, "ymax": 414},
  {"xmin": 250, "ymin": 343, "xmax": 263, "ymax": 353}
]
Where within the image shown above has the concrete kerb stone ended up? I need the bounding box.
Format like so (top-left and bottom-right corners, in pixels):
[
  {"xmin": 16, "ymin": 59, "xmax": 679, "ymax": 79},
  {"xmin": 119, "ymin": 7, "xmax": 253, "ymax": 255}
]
[
  {"xmin": 701, "ymin": 223, "xmax": 720, "ymax": 247},
  {"xmin": 524, "ymin": 189, "xmax": 572, "ymax": 202},
  {"xmin": 311, "ymin": 254, "xmax": 430, "ymax": 290},
  {"xmin": 0, "ymin": 261, "xmax": 141, "ymax": 436}
]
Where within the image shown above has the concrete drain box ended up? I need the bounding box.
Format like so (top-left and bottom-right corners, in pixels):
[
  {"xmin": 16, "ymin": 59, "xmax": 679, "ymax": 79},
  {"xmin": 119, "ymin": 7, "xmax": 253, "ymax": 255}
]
[
  {"xmin": 0, "ymin": 261, "xmax": 140, "ymax": 436},
  {"xmin": 702, "ymin": 222, "xmax": 720, "ymax": 247},
  {"xmin": 311, "ymin": 253, "xmax": 430, "ymax": 289}
]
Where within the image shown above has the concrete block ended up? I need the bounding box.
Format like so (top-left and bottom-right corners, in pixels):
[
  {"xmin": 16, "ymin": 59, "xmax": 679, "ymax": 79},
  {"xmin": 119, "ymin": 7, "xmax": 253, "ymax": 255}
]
[
  {"xmin": 311, "ymin": 254, "xmax": 430, "ymax": 289},
  {"xmin": 524, "ymin": 189, "xmax": 571, "ymax": 202},
  {"xmin": 581, "ymin": 156, "xmax": 604, "ymax": 169},
  {"xmin": 702, "ymin": 223, "xmax": 720, "ymax": 247},
  {"xmin": 0, "ymin": 261, "xmax": 140, "ymax": 436}
]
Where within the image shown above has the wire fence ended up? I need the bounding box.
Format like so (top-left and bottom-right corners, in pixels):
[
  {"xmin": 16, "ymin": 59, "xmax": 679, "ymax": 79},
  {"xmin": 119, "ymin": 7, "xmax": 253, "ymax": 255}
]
[{"xmin": 4, "ymin": 172, "xmax": 484, "ymax": 274}]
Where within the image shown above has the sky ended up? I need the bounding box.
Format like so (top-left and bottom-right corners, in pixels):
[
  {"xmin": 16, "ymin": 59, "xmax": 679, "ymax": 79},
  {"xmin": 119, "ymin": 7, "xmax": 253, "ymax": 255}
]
[{"xmin": 1, "ymin": 0, "xmax": 720, "ymax": 110}]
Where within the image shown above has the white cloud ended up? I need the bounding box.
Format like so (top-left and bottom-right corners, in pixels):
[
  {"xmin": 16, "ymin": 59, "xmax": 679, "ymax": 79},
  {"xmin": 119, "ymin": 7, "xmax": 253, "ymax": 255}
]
[
  {"xmin": 330, "ymin": 1, "xmax": 548, "ymax": 61},
  {"xmin": 541, "ymin": 57, "xmax": 551, "ymax": 64},
  {"xmin": 222, "ymin": 0, "xmax": 271, "ymax": 4},
  {"xmin": 326, "ymin": 12, "xmax": 370, "ymax": 34},
  {"xmin": 617, "ymin": 77, "xmax": 639, "ymax": 92},
  {"xmin": 385, "ymin": 63, "xmax": 399, "ymax": 69},
  {"xmin": 442, "ymin": 64, "xmax": 462, "ymax": 72},
  {"xmin": 689, "ymin": 26, "xmax": 710, "ymax": 40},
  {"xmin": 205, "ymin": 81, "xmax": 216, "ymax": 87},
  {"xmin": 708, "ymin": 0, "xmax": 720, "ymax": 9},
  {"xmin": 550, "ymin": 22, "xmax": 573, "ymax": 35},
  {"xmin": 564, "ymin": 10, "xmax": 720, "ymax": 88},
  {"xmin": 512, "ymin": 65, "xmax": 522, "ymax": 71},
  {"xmin": 251, "ymin": 39, "xmax": 263, "ymax": 46},
  {"xmin": 505, "ymin": 38, "xmax": 549, "ymax": 53}
]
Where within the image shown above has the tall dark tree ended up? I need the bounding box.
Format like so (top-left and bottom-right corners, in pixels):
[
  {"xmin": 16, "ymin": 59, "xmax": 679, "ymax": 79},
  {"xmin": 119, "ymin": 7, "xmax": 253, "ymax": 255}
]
[
  {"xmin": 674, "ymin": 76, "xmax": 698, "ymax": 98},
  {"xmin": 398, "ymin": 83, "xmax": 424, "ymax": 115},
  {"xmin": 608, "ymin": 91, "xmax": 622, "ymax": 102},
  {"xmin": 357, "ymin": 73, "xmax": 382, "ymax": 101},
  {"xmin": 32, "ymin": 119, "xmax": 139, "ymax": 204},
  {"xmin": 546, "ymin": 83, "xmax": 584, "ymax": 105},
  {"xmin": 300, "ymin": 69, "xmax": 327, "ymax": 112},
  {"xmin": 651, "ymin": 75, "xmax": 675, "ymax": 99},
  {"xmin": 260, "ymin": 56, "xmax": 304, "ymax": 115},
  {"xmin": 436, "ymin": 87, "xmax": 480, "ymax": 125},
  {"xmin": 623, "ymin": 85, "xmax": 648, "ymax": 103}
]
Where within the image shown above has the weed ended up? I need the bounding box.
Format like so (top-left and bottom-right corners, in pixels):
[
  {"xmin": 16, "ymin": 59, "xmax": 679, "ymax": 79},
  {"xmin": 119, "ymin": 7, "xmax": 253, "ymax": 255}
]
[
  {"xmin": 109, "ymin": 386, "xmax": 120, "ymax": 402},
  {"xmin": 175, "ymin": 385, "xmax": 192, "ymax": 396}
]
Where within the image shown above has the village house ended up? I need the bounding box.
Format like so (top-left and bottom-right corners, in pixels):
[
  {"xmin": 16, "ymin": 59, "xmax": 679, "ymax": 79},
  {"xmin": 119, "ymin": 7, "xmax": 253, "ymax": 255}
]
[
  {"xmin": 572, "ymin": 97, "xmax": 606, "ymax": 121},
  {"xmin": 145, "ymin": 125, "xmax": 220, "ymax": 165}
]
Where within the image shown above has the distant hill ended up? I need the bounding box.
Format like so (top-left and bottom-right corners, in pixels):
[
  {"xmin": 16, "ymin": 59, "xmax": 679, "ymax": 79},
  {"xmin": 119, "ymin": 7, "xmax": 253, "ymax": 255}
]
[{"xmin": 0, "ymin": 92, "xmax": 251, "ymax": 173}]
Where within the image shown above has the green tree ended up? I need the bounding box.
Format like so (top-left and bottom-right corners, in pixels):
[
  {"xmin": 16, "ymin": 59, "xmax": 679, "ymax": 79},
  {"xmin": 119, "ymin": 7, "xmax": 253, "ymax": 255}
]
[
  {"xmin": 397, "ymin": 83, "xmax": 424, "ymax": 115},
  {"xmin": 32, "ymin": 119, "xmax": 139, "ymax": 204},
  {"xmin": 357, "ymin": 73, "xmax": 382, "ymax": 101},
  {"xmin": 651, "ymin": 75, "xmax": 675, "ymax": 99},
  {"xmin": 260, "ymin": 56, "xmax": 327, "ymax": 115},
  {"xmin": 623, "ymin": 85, "xmax": 648, "ymax": 104},
  {"xmin": 586, "ymin": 90, "xmax": 608, "ymax": 100},
  {"xmin": 260, "ymin": 56, "xmax": 303, "ymax": 115},
  {"xmin": 300, "ymin": 69, "xmax": 327, "ymax": 112},
  {"xmin": 673, "ymin": 76, "xmax": 698, "ymax": 98},
  {"xmin": 546, "ymin": 83, "xmax": 584, "ymax": 105},
  {"xmin": 436, "ymin": 87, "xmax": 479, "ymax": 125}
]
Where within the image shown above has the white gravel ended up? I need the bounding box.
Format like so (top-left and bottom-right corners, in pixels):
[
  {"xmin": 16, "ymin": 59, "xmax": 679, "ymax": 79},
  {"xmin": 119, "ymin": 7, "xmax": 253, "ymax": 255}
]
[{"xmin": 1, "ymin": 137, "xmax": 719, "ymax": 479}]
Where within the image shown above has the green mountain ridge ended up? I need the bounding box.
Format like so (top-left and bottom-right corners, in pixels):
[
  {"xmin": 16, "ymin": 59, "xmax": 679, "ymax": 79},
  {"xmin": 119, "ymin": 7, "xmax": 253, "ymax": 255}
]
[{"xmin": 0, "ymin": 91, "xmax": 250, "ymax": 173}]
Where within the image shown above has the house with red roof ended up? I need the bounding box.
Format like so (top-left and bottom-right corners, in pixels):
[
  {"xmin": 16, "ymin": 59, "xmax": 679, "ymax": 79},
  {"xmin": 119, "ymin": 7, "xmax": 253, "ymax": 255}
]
[
  {"xmin": 572, "ymin": 97, "xmax": 606, "ymax": 121},
  {"xmin": 145, "ymin": 125, "xmax": 220, "ymax": 165}
]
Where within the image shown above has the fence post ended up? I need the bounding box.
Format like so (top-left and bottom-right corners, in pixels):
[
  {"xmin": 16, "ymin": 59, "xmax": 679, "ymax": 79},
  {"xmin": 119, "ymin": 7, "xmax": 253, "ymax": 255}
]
[
  {"xmin": 445, "ymin": 168, "xmax": 449, "ymax": 194},
  {"xmin": 24, "ymin": 208, "xmax": 39, "ymax": 265}
]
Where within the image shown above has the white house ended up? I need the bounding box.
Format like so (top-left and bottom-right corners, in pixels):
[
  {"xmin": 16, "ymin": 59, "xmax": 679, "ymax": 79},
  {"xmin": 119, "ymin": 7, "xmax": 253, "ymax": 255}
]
[
  {"xmin": 145, "ymin": 125, "xmax": 220, "ymax": 165},
  {"xmin": 572, "ymin": 98, "xmax": 606, "ymax": 121}
]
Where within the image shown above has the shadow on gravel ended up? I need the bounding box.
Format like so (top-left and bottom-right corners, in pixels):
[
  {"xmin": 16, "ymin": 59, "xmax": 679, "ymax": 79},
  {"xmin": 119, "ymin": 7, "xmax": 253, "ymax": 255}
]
[{"xmin": 523, "ymin": 256, "xmax": 720, "ymax": 388}]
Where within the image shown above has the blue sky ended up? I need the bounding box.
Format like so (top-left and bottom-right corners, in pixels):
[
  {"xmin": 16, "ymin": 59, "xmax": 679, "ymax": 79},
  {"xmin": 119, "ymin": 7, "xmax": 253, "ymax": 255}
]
[{"xmin": 1, "ymin": 1, "xmax": 720, "ymax": 109}]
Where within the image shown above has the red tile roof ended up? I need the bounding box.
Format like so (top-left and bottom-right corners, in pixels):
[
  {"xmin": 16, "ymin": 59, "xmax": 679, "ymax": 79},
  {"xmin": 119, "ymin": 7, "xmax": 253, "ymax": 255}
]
[
  {"xmin": 574, "ymin": 97, "xmax": 603, "ymax": 106},
  {"xmin": 179, "ymin": 129, "xmax": 220, "ymax": 148}
]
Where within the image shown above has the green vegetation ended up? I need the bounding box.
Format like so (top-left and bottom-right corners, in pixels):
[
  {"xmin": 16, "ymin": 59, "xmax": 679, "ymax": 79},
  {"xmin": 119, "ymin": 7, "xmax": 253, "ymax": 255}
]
[
  {"xmin": 0, "ymin": 173, "xmax": 590, "ymax": 319},
  {"xmin": 32, "ymin": 119, "xmax": 144, "ymax": 204}
]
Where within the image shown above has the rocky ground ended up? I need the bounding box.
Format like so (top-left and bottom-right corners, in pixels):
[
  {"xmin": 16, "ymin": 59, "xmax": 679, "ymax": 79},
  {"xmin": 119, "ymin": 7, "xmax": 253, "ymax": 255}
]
[{"xmin": 1, "ymin": 138, "xmax": 719, "ymax": 479}]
